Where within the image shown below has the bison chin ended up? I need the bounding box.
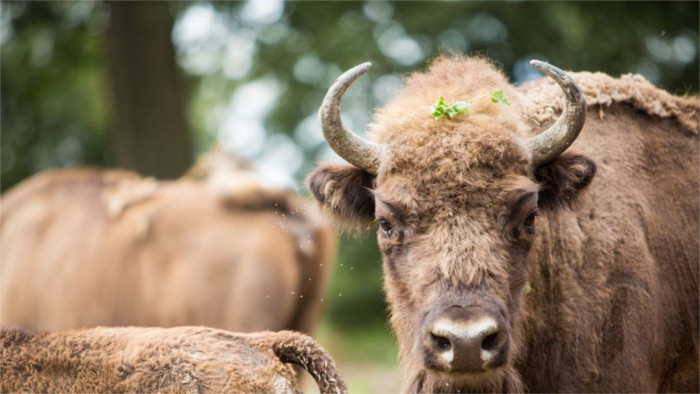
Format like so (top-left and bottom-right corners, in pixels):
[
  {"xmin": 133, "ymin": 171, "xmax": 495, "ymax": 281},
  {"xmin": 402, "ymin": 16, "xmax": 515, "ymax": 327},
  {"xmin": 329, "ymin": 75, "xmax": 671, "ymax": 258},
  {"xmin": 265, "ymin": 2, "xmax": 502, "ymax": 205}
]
[{"xmin": 416, "ymin": 365, "xmax": 524, "ymax": 393}]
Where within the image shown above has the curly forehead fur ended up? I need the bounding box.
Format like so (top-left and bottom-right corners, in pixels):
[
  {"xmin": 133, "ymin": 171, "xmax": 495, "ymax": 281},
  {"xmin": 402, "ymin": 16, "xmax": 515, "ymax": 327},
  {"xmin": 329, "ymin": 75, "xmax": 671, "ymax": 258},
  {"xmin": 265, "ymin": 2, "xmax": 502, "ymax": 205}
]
[
  {"xmin": 367, "ymin": 56, "xmax": 530, "ymax": 210},
  {"xmin": 369, "ymin": 56, "xmax": 522, "ymax": 143}
]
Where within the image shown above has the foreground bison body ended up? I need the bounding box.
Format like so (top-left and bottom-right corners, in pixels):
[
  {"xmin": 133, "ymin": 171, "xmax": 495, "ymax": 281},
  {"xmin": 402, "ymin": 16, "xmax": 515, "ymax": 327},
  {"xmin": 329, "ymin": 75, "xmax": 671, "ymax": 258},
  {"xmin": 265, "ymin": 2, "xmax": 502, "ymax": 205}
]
[
  {"xmin": 0, "ymin": 326, "xmax": 346, "ymax": 393},
  {"xmin": 1, "ymin": 154, "xmax": 335, "ymax": 335},
  {"xmin": 307, "ymin": 56, "xmax": 699, "ymax": 392}
]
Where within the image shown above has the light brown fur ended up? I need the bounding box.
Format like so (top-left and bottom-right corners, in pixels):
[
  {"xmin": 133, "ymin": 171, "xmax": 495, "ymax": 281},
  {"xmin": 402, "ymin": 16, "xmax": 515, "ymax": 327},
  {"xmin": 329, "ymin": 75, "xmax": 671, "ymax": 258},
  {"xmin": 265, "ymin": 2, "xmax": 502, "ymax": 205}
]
[
  {"xmin": 307, "ymin": 56, "xmax": 699, "ymax": 392},
  {"xmin": 0, "ymin": 326, "xmax": 346, "ymax": 393},
  {"xmin": 520, "ymin": 70, "xmax": 699, "ymax": 133},
  {"xmin": 1, "ymin": 152, "xmax": 336, "ymax": 338}
]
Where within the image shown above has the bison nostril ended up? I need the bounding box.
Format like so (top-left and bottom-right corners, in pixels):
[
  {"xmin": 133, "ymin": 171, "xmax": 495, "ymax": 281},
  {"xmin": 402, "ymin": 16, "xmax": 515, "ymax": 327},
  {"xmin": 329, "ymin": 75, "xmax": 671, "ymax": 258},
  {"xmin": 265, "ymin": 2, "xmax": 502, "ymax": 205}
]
[
  {"xmin": 481, "ymin": 332, "xmax": 499, "ymax": 351},
  {"xmin": 430, "ymin": 333, "xmax": 451, "ymax": 351}
]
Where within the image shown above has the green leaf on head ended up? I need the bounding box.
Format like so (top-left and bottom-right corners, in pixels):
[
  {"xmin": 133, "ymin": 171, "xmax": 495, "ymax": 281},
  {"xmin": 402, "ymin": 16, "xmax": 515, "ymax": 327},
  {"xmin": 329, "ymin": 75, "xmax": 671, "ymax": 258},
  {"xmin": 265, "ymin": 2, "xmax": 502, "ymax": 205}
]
[
  {"xmin": 431, "ymin": 96, "xmax": 471, "ymax": 120},
  {"xmin": 431, "ymin": 90, "xmax": 508, "ymax": 120},
  {"xmin": 490, "ymin": 90, "xmax": 511, "ymax": 105}
]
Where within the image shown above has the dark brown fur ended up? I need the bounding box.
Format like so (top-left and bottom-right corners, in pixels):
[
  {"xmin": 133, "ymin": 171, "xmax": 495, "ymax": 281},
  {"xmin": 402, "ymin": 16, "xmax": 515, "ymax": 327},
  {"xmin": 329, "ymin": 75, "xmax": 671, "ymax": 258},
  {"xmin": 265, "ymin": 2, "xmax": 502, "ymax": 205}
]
[
  {"xmin": 0, "ymin": 326, "xmax": 346, "ymax": 393},
  {"xmin": 306, "ymin": 163, "xmax": 376, "ymax": 233},
  {"xmin": 307, "ymin": 56, "xmax": 699, "ymax": 392},
  {"xmin": 1, "ymin": 152, "xmax": 336, "ymax": 340}
]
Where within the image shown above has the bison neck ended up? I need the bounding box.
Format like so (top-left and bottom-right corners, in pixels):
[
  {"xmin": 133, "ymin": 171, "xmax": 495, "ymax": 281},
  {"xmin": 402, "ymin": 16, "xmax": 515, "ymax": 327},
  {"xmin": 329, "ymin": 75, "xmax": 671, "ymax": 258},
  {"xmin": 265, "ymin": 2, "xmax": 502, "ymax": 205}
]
[{"xmin": 515, "ymin": 130, "xmax": 698, "ymax": 392}]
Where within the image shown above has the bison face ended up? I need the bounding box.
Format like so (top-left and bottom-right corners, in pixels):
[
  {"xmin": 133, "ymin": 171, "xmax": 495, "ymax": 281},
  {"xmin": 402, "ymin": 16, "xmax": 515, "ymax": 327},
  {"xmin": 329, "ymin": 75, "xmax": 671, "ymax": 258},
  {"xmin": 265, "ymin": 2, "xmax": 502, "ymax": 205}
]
[{"xmin": 307, "ymin": 56, "xmax": 595, "ymax": 393}]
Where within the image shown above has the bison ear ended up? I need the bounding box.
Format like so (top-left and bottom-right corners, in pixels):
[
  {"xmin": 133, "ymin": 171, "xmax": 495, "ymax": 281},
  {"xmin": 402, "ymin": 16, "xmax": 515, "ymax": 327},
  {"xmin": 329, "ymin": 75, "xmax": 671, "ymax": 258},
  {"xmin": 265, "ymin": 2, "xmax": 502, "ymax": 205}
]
[
  {"xmin": 534, "ymin": 152, "xmax": 597, "ymax": 211},
  {"xmin": 306, "ymin": 163, "xmax": 376, "ymax": 233}
]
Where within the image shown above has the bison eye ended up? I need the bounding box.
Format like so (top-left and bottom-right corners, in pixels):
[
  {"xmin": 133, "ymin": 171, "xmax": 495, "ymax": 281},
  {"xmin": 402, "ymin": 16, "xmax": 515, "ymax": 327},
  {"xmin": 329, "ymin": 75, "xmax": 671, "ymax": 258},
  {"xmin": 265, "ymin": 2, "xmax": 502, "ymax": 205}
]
[
  {"xmin": 379, "ymin": 218, "xmax": 394, "ymax": 237},
  {"xmin": 522, "ymin": 211, "xmax": 538, "ymax": 235}
]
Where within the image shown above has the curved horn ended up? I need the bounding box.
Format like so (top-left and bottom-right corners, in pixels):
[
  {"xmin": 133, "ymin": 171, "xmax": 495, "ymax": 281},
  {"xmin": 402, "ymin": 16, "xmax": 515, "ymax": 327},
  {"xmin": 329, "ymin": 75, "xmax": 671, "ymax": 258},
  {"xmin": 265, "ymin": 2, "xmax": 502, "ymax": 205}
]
[
  {"xmin": 319, "ymin": 62, "xmax": 382, "ymax": 174},
  {"xmin": 525, "ymin": 60, "xmax": 587, "ymax": 167}
]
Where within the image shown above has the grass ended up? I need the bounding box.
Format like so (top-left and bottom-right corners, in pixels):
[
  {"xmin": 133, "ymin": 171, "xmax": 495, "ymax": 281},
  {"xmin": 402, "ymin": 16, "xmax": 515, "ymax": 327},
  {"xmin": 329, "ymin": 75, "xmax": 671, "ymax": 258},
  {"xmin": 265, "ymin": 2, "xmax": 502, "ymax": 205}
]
[{"xmin": 304, "ymin": 319, "xmax": 400, "ymax": 393}]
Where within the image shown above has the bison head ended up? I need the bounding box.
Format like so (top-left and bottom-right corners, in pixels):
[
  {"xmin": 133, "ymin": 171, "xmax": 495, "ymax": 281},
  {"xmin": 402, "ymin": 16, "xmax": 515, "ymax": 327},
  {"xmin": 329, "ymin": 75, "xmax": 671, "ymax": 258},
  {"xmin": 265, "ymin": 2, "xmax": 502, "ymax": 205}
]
[{"xmin": 307, "ymin": 56, "xmax": 596, "ymax": 392}]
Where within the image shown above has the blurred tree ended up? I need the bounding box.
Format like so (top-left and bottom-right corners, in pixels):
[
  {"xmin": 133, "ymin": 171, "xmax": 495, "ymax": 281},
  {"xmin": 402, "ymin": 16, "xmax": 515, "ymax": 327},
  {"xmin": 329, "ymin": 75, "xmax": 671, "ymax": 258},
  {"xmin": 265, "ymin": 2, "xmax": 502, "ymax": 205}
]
[
  {"xmin": 107, "ymin": 1, "xmax": 192, "ymax": 178},
  {"xmin": 0, "ymin": 1, "xmax": 192, "ymax": 191}
]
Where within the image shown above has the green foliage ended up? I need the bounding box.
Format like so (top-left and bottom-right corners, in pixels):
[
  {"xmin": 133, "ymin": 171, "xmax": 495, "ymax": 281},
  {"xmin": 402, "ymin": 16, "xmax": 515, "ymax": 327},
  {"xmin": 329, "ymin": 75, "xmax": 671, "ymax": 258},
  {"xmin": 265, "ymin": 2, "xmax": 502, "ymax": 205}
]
[
  {"xmin": 0, "ymin": 2, "xmax": 112, "ymax": 192},
  {"xmin": 490, "ymin": 90, "xmax": 510, "ymax": 105},
  {"xmin": 430, "ymin": 96, "xmax": 470, "ymax": 119},
  {"xmin": 324, "ymin": 232, "xmax": 386, "ymax": 330},
  {"xmin": 431, "ymin": 90, "xmax": 509, "ymax": 120}
]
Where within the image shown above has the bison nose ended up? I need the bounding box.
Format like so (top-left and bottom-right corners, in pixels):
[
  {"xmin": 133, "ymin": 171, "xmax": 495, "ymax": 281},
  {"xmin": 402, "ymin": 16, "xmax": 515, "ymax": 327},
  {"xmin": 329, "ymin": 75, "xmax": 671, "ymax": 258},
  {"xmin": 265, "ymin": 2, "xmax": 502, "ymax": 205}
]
[{"xmin": 424, "ymin": 314, "xmax": 507, "ymax": 372}]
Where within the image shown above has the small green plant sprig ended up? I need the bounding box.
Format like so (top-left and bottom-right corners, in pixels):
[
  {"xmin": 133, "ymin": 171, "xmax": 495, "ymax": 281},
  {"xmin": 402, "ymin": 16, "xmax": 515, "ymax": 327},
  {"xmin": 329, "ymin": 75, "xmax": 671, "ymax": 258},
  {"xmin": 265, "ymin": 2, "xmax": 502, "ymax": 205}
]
[{"xmin": 430, "ymin": 90, "xmax": 510, "ymax": 120}]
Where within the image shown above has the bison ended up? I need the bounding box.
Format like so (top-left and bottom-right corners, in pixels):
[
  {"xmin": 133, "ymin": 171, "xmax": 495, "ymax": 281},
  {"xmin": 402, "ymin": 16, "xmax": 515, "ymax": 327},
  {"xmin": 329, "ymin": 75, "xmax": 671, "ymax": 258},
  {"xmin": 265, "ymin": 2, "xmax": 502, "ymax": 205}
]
[
  {"xmin": 0, "ymin": 325, "xmax": 346, "ymax": 393},
  {"xmin": 1, "ymin": 150, "xmax": 335, "ymax": 337},
  {"xmin": 306, "ymin": 56, "xmax": 699, "ymax": 392}
]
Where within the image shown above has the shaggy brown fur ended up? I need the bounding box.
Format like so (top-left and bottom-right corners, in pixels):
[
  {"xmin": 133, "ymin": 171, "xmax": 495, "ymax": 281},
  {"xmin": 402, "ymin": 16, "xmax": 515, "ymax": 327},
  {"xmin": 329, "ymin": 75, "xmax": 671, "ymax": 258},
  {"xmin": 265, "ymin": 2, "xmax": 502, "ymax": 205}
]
[
  {"xmin": 520, "ymin": 70, "xmax": 699, "ymax": 133},
  {"xmin": 0, "ymin": 326, "xmax": 346, "ymax": 393},
  {"xmin": 307, "ymin": 163, "xmax": 376, "ymax": 233},
  {"xmin": 1, "ymin": 152, "xmax": 336, "ymax": 340},
  {"xmin": 307, "ymin": 56, "xmax": 699, "ymax": 392}
]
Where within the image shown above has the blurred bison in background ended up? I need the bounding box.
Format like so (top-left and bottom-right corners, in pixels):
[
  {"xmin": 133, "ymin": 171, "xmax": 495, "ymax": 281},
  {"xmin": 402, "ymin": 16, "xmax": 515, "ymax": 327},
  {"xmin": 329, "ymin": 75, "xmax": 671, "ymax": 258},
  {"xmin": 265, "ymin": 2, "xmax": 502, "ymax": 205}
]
[
  {"xmin": 307, "ymin": 57, "xmax": 698, "ymax": 392},
  {"xmin": 1, "ymin": 150, "xmax": 336, "ymax": 337}
]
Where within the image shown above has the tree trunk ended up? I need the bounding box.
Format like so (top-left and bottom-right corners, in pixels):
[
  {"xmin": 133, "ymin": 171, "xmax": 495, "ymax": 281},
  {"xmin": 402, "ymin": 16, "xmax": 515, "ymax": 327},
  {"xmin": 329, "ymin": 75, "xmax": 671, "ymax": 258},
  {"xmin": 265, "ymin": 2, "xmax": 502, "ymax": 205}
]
[{"xmin": 106, "ymin": 1, "xmax": 192, "ymax": 178}]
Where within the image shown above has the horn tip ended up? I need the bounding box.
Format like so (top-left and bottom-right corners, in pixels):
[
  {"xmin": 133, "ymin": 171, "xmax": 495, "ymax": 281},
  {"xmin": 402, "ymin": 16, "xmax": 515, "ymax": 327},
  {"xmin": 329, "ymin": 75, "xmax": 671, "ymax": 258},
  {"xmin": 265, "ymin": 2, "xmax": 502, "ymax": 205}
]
[
  {"xmin": 530, "ymin": 60, "xmax": 569, "ymax": 80},
  {"xmin": 529, "ymin": 59, "xmax": 549, "ymax": 71},
  {"xmin": 338, "ymin": 62, "xmax": 372, "ymax": 83},
  {"xmin": 356, "ymin": 62, "xmax": 372, "ymax": 72}
]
